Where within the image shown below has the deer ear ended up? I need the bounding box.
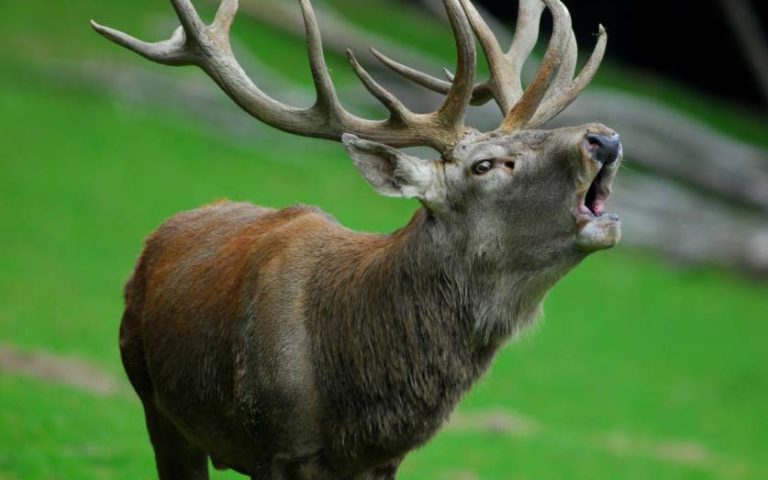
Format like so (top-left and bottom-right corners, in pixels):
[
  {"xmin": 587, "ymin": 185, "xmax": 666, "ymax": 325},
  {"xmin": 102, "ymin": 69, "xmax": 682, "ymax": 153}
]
[{"xmin": 342, "ymin": 134, "xmax": 438, "ymax": 200}]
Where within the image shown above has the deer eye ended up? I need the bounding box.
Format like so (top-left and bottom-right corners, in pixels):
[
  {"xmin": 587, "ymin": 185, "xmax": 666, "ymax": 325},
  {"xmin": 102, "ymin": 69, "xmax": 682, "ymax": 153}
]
[{"xmin": 472, "ymin": 159, "xmax": 494, "ymax": 175}]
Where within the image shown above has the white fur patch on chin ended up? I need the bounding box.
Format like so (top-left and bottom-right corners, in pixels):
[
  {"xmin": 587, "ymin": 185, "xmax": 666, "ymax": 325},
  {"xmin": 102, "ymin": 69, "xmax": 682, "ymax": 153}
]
[{"xmin": 576, "ymin": 217, "xmax": 621, "ymax": 252}]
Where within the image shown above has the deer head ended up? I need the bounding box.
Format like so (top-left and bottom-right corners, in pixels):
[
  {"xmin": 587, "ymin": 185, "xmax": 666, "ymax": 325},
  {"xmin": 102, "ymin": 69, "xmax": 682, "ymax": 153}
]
[{"xmin": 92, "ymin": 0, "xmax": 621, "ymax": 270}]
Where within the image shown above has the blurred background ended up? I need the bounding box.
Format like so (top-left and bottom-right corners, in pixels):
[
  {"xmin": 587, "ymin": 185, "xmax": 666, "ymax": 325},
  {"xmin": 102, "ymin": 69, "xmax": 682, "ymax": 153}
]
[{"xmin": 1, "ymin": 0, "xmax": 766, "ymax": 478}]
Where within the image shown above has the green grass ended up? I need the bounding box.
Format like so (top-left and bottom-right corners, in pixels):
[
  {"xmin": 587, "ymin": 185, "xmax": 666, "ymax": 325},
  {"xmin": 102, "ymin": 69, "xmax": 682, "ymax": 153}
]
[
  {"xmin": 0, "ymin": 376, "xmax": 152, "ymax": 480},
  {"xmin": 1, "ymin": 0, "xmax": 767, "ymax": 479},
  {"xmin": 2, "ymin": 65, "xmax": 767, "ymax": 480}
]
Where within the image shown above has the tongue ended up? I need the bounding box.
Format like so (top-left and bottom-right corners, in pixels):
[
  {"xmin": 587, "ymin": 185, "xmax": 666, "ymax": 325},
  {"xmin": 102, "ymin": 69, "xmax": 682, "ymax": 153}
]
[
  {"xmin": 585, "ymin": 181, "xmax": 600, "ymax": 215},
  {"xmin": 592, "ymin": 199, "xmax": 604, "ymax": 216}
]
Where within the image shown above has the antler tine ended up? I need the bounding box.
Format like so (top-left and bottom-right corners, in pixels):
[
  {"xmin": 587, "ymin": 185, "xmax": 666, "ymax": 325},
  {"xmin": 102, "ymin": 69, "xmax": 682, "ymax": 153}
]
[
  {"xmin": 458, "ymin": 0, "xmax": 516, "ymax": 113},
  {"xmin": 89, "ymin": 21, "xmax": 193, "ymax": 66},
  {"xmin": 346, "ymin": 49, "xmax": 410, "ymax": 124},
  {"xmin": 212, "ymin": 0, "xmax": 238, "ymax": 32},
  {"xmin": 504, "ymin": 0, "xmax": 546, "ymax": 101},
  {"xmin": 169, "ymin": 0, "xmax": 207, "ymax": 36},
  {"xmin": 499, "ymin": 0, "xmax": 572, "ymax": 131},
  {"xmin": 436, "ymin": 0, "xmax": 477, "ymax": 127},
  {"xmin": 551, "ymin": 31, "xmax": 578, "ymax": 95},
  {"xmin": 529, "ymin": 25, "xmax": 607, "ymax": 127},
  {"xmin": 298, "ymin": 0, "xmax": 342, "ymax": 116},
  {"xmin": 371, "ymin": 47, "xmax": 496, "ymax": 107},
  {"xmin": 370, "ymin": 47, "xmax": 453, "ymax": 96}
]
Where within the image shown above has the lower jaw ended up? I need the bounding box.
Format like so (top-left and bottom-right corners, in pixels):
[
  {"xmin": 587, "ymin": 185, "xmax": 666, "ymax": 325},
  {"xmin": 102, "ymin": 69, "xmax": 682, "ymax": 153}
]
[{"xmin": 575, "ymin": 214, "xmax": 621, "ymax": 251}]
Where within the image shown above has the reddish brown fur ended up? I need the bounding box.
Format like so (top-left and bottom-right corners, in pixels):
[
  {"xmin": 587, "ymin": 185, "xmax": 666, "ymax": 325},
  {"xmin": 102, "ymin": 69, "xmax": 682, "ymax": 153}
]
[{"xmin": 122, "ymin": 201, "xmax": 487, "ymax": 478}]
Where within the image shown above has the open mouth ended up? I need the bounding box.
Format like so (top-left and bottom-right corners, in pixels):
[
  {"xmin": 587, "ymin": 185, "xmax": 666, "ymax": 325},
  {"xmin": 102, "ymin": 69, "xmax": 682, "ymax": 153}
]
[
  {"xmin": 575, "ymin": 130, "xmax": 622, "ymax": 250},
  {"xmin": 581, "ymin": 167, "xmax": 606, "ymax": 216},
  {"xmin": 577, "ymin": 163, "xmax": 617, "ymax": 220}
]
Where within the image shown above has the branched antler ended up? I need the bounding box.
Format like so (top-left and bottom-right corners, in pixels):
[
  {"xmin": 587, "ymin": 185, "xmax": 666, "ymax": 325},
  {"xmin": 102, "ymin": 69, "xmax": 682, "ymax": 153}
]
[
  {"xmin": 371, "ymin": 0, "xmax": 606, "ymax": 131},
  {"xmin": 92, "ymin": 0, "xmax": 476, "ymax": 154},
  {"xmin": 92, "ymin": 0, "xmax": 606, "ymax": 151}
]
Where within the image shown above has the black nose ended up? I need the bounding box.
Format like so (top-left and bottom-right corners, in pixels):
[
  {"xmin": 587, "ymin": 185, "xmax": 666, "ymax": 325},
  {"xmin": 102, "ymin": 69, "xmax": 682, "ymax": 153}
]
[{"xmin": 586, "ymin": 132, "xmax": 621, "ymax": 165}]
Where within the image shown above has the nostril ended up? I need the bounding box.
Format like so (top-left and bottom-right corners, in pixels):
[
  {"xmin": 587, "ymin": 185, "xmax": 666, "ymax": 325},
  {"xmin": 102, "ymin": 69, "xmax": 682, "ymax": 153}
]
[
  {"xmin": 586, "ymin": 133, "xmax": 605, "ymax": 150},
  {"xmin": 585, "ymin": 132, "xmax": 621, "ymax": 165}
]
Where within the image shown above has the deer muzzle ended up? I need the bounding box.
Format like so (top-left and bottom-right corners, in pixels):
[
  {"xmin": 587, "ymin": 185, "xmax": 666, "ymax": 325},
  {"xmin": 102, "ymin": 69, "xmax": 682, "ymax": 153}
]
[{"xmin": 575, "ymin": 129, "xmax": 622, "ymax": 251}]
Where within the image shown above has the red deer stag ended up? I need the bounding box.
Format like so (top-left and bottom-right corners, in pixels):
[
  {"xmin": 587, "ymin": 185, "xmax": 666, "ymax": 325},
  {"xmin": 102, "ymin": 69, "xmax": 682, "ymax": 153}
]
[{"xmin": 92, "ymin": 0, "xmax": 622, "ymax": 478}]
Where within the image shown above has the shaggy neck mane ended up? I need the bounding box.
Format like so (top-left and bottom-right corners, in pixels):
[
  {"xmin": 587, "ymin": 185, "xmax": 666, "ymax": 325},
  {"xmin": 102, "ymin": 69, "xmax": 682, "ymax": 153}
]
[{"xmin": 305, "ymin": 208, "xmax": 558, "ymax": 467}]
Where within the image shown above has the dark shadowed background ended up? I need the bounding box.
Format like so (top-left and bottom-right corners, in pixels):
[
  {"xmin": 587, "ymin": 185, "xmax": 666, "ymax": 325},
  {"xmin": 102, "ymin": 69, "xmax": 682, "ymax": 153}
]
[{"xmin": 479, "ymin": 0, "xmax": 768, "ymax": 109}]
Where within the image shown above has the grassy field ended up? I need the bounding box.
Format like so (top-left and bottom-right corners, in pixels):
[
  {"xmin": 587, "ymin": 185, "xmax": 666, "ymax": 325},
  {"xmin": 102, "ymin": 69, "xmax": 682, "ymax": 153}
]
[{"xmin": 1, "ymin": 0, "xmax": 767, "ymax": 479}]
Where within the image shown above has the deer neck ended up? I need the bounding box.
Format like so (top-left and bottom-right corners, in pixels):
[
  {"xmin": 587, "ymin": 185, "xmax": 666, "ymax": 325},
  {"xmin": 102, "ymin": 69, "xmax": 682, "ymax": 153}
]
[
  {"xmin": 309, "ymin": 207, "xmax": 564, "ymax": 362},
  {"xmin": 307, "ymin": 208, "xmax": 564, "ymax": 460},
  {"xmin": 388, "ymin": 207, "xmax": 564, "ymax": 344}
]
